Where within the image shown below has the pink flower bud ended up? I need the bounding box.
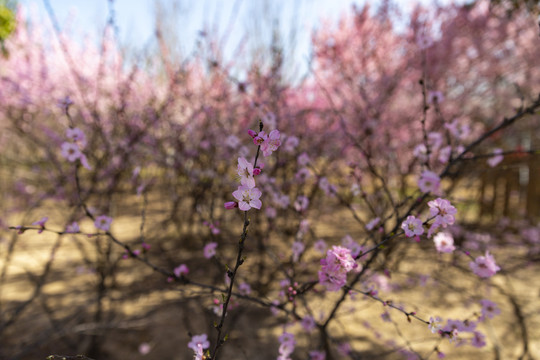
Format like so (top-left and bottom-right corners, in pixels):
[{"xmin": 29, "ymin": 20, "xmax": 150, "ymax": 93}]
[
  {"xmin": 224, "ymin": 201, "xmax": 238, "ymax": 209},
  {"xmin": 253, "ymin": 168, "xmax": 262, "ymax": 176},
  {"xmin": 247, "ymin": 129, "xmax": 257, "ymax": 138}
]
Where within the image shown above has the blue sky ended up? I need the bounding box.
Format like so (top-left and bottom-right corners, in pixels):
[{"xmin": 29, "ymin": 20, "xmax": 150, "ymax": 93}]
[{"xmin": 19, "ymin": 0, "xmax": 460, "ymax": 79}]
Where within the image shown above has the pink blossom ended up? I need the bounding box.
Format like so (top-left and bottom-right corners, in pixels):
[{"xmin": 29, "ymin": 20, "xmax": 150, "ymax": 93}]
[
  {"xmin": 428, "ymin": 90, "xmax": 445, "ymax": 105},
  {"xmin": 232, "ymin": 185, "xmax": 262, "ymax": 211},
  {"xmin": 418, "ymin": 170, "xmax": 441, "ymax": 194},
  {"xmin": 138, "ymin": 342, "xmax": 151, "ymax": 355},
  {"xmin": 265, "ymin": 206, "xmax": 277, "ymax": 218},
  {"xmin": 309, "ymin": 350, "xmax": 325, "ymax": 360},
  {"xmin": 94, "ymin": 215, "xmax": 112, "ymax": 231},
  {"xmin": 429, "ymin": 316, "xmax": 442, "ymax": 334},
  {"xmin": 261, "ymin": 129, "xmax": 281, "ymax": 156},
  {"xmin": 341, "ymin": 234, "xmax": 362, "ymax": 257},
  {"xmin": 79, "ymin": 153, "xmax": 92, "ymax": 170},
  {"xmin": 469, "ymin": 251, "xmax": 501, "ymax": 278},
  {"xmin": 238, "ymin": 282, "xmax": 252, "ymax": 295},
  {"xmin": 61, "ymin": 142, "xmax": 82, "ymax": 162},
  {"xmin": 337, "ymin": 342, "xmax": 351, "ymax": 356},
  {"xmin": 225, "ymin": 134, "xmax": 240, "ymax": 148},
  {"xmin": 204, "ymin": 242, "xmax": 217, "ymax": 259},
  {"xmin": 401, "ymin": 216, "xmax": 424, "ymax": 238},
  {"xmin": 318, "ymin": 177, "xmax": 336, "ymax": 196},
  {"xmin": 487, "ymin": 148, "xmax": 503, "ymax": 167},
  {"xmin": 32, "ymin": 216, "xmax": 48, "ymax": 234},
  {"xmin": 193, "ymin": 344, "xmax": 204, "ymax": 360},
  {"xmin": 433, "ymin": 232, "xmax": 455, "ymax": 253},
  {"xmin": 65, "ymin": 221, "xmax": 80, "ymax": 233},
  {"xmin": 294, "ymin": 195, "xmax": 309, "ymax": 212},
  {"xmin": 443, "ymin": 319, "xmax": 466, "ymax": 333},
  {"xmin": 318, "ymin": 246, "xmax": 358, "ymax": 291},
  {"xmin": 479, "ymin": 299, "xmax": 501, "ymax": 320},
  {"xmin": 471, "ymin": 331, "xmax": 486, "ymax": 348},
  {"xmin": 428, "ymin": 198, "xmax": 457, "ymax": 229},
  {"xmin": 253, "ymin": 130, "xmax": 267, "ymax": 145},
  {"xmin": 224, "ymin": 201, "xmax": 238, "ymax": 209},
  {"xmin": 173, "ymin": 264, "xmax": 189, "ymax": 277},
  {"xmin": 295, "ymin": 168, "xmax": 311, "ymax": 182},
  {"xmin": 301, "ymin": 315, "xmax": 316, "ymax": 332},
  {"xmin": 428, "ymin": 132, "xmax": 443, "ymax": 149},
  {"xmin": 297, "ymin": 152, "xmax": 310, "ymax": 166},
  {"xmin": 413, "ymin": 144, "xmax": 428, "ymax": 162},
  {"xmin": 283, "ymin": 135, "xmax": 299, "ymax": 152},
  {"xmin": 66, "ymin": 127, "xmax": 87, "ymax": 148},
  {"xmin": 278, "ymin": 332, "xmax": 296, "ymax": 357},
  {"xmin": 291, "ymin": 241, "xmax": 305, "ymax": 262},
  {"xmin": 313, "ymin": 239, "xmax": 327, "ymax": 254},
  {"xmin": 187, "ymin": 334, "xmax": 210, "ymax": 353},
  {"xmin": 237, "ymin": 157, "xmax": 255, "ymax": 188},
  {"xmin": 439, "ymin": 146, "xmax": 452, "ymax": 164},
  {"xmin": 381, "ymin": 311, "xmax": 391, "ymax": 322},
  {"xmin": 366, "ymin": 217, "xmax": 380, "ymax": 231}
]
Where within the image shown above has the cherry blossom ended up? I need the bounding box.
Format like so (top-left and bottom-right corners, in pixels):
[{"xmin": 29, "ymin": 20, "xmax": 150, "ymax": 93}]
[
  {"xmin": 469, "ymin": 251, "xmax": 501, "ymax": 278},
  {"xmin": 94, "ymin": 215, "xmax": 113, "ymax": 231},
  {"xmin": 433, "ymin": 232, "xmax": 455, "ymax": 253},
  {"xmin": 60, "ymin": 142, "xmax": 82, "ymax": 162},
  {"xmin": 187, "ymin": 334, "xmax": 210, "ymax": 353},
  {"xmin": 173, "ymin": 264, "xmax": 189, "ymax": 278},
  {"xmin": 318, "ymin": 246, "xmax": 358, "ymax": 291},
  {"xmin": 428, "ymin": 198, "xmax": 457, "ymax": 229},
  {"xmin": 479, "ymin": 299, "xmax": 501, "ymax": 320},
  {"xmin": 237, "ymin": 157, "xmax": 256, "ymax": 188},
  {"xmin": 261, "ymin": 129, "xmax": 281, "ymax": 157},
  {"xmin": 203, "ymin": 242, "xmax": 217, "ymax": 259},
  {"xmin": 401, "ymin": 216, "xmax": 424, "ymax": 238},
  {"xmin": 232, "ymin": 185, "xmax": 262, "ymax": 211},
  {"xmin": 418, "ymin": 170, "xmax": 441, "ymax": 194}
]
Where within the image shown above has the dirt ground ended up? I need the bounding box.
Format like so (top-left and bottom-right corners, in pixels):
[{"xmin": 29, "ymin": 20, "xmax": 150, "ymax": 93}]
[{"xmin": 1, "ymin": 205, "xmax": 539, "ymax": 360}]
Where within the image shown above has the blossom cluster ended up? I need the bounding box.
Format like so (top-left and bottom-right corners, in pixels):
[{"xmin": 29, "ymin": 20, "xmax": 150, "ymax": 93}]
[
  {"xmin": 60, "ymin": 127, "xmax": 92, "ymax": 170},
  {"xmin": 224, "ymin": 128, "xmax": 281, "ymax": 211},
  {"xmin": 318, "ymin": 246, "xmax": 359, "ymax": 291}
]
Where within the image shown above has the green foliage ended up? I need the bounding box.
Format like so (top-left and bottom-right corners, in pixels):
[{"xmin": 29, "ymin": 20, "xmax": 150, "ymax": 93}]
[
  {"xmin": 0, "ymin": 1, "xmax": 15, "ymax": 56},
  {"xmin": 0, "ymin": 2, "xmax": 16, "ymax": 41}
]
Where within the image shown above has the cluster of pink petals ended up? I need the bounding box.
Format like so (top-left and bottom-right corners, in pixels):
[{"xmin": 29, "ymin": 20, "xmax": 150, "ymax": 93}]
[
  {"xmin": 277, "ymin": 332, "xmax": 296, "ymax": 360},
  {"xmin": 60, "ymin": 127, "xmax": 92, "ymax": 170},
  {"xmin": 318, "ymin": 246, "xmax": 358, "ymax": 291},
  {"xmin": 418, "ymin": 170, "xmax": 441, "ymax": 194},
  {"xmin": 479, "ymin": 299, "xmax": 501, "ymax": 320},
  {"xmin": 433, "ymin": 232, "xmax": 455, "ymax": 253},
  {"xmin": 203, "ymin": 242, "xmax": 218, "ymax": 258},
  {"xmin": 225, "ymin": 129, "xmax": 281, "ymax": 211},
  {"xmin": 187, "ymin": 334, "xmax": 209, "ymax": 360},
  {"xmin": 469, "ymin": 251, "xmax": 501, "ymax": 278},
  {"xmin": 401, "ymin": 215, "xmax": 424, "ymax": 238},
  {"xmin": 237, "ymin": 157, "xmax": 256, "ymax": 188},
  {"xmin": 94, "ymin": 215, "xmax": 113, "ymax": 231},
  {"xmin": 250, "ymin": 129, "xmax": 282, "ymax": 157},
  {"xmin": 427, "ymin": 198, "xmax": 457, "ymax": 236},
  {"xmin": 173, "ymin": 264, "xmax": 189, "ymax": 277}
]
